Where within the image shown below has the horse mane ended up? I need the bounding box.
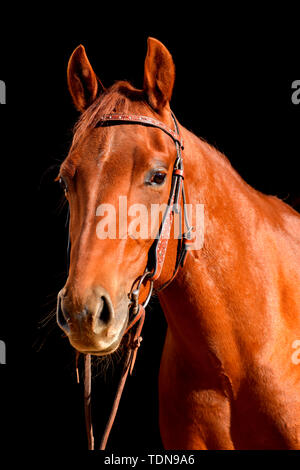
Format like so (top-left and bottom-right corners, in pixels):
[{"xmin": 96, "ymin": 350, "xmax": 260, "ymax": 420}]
[{"xmin": 72, "ymin": 81, "xmax": 150, "ymax": 146}]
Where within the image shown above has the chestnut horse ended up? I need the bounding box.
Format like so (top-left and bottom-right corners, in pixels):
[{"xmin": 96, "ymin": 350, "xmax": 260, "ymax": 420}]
[{"xmin": 56, "ymin": 38, "xmax": 300, "ymax": 449}]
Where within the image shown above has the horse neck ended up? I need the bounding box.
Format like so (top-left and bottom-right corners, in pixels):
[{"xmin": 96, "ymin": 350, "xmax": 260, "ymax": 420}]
[{"xmin": 158, "ymin": 123, "xmax": 264, "ymax": 378}]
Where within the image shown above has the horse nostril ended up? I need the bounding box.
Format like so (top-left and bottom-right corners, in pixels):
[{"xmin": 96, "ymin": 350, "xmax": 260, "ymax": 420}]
[
  {"xmin": 56, "ymin": 293, "xmax": 70, "ymax": 333},
  {"xmin": 96, "ymin": 296, "xmax": 112, "ymax": 326}
]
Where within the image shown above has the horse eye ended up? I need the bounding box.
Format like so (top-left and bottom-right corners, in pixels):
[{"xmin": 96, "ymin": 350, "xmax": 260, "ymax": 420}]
[
  {"xmin": 149, "ymin": 171, "xmax": 167, "ymax": 186},
  {"xmin": 59, "ymin": 177, "xmax": 68, "ymax": 193}
]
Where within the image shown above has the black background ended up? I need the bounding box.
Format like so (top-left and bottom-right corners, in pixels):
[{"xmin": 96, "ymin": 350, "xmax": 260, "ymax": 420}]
[{"xmin": 0, "ymin": 29, "xmax": 299, "ymax": 455}]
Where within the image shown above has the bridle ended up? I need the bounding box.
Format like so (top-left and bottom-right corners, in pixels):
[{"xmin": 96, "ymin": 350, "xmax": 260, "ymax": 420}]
[
  {"xmin": 69, "ymin": 111, "xmax": 193, "ymax": 449},
  {"xmin": 78, "ymin": 111, "xmax": 192, "ymax": 450}
]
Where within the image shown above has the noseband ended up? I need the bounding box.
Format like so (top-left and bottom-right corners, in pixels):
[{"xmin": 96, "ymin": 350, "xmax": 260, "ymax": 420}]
[{"xmin": 77, "ymin": 111, "xmax": 192, "ymax": 449}]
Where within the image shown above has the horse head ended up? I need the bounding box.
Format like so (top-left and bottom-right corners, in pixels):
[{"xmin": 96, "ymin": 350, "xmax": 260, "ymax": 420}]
[{"xmin": 56, "ymin": 38, "xmax": 182, "ymax": 355}]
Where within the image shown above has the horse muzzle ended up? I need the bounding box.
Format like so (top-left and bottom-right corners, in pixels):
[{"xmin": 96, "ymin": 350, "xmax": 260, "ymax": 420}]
[{"xmin": 56, "ymin": 286, "xmax": 128, "ymax": 354}]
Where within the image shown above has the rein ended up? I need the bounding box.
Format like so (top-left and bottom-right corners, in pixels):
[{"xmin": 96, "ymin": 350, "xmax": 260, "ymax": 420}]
[{"xmin": 75, "ymin": 111, "xmax": 192, "ymax": 449}]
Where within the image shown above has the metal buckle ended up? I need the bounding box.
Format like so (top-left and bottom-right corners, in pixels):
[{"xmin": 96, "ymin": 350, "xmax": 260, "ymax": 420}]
[{"xmin": 128, "ymin": 270, "xmax": 153, "ymax": 314}]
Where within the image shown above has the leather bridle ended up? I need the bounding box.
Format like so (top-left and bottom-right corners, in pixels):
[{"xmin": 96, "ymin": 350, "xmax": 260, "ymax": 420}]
[{"xmin": 73, "ymin": 111, "xmax": 192, "ymax": 449}]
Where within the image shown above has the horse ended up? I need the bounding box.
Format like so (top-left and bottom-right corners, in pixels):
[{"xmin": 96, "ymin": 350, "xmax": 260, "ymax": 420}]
[{"xmin": 56, "ymin": 37, "xmax": 300, "ymax": 450}]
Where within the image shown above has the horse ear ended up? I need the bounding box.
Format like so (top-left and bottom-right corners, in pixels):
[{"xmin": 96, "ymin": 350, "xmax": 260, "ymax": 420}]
[
  {"xmin": 67, "ymin": 45, "xmax": 104, "ymax": 112},
  {"xmin": 143, "ymin": 38, "xmax": 175, "ymax": 112}
]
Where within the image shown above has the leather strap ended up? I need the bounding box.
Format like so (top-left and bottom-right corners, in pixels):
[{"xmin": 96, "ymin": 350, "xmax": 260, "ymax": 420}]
[
  {"xmin": 97, "ymin": 113, "xmax": 184, "ymax": 149},
  {"xmin": 100, "ymin": 307, "xmax": 145, "ymax": 450},
  {"xmin": 83, "ymin": 307, "xmax": 146, "ymax": 450},
  {"xmin": 84, "ymin": 354, "xmax": 94, "ymax": 450}
]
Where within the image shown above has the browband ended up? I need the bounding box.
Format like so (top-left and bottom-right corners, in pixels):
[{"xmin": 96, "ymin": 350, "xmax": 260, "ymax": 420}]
[{"xmin": 97, "ymin": 113, "xmax": 184, "ymax": 150}]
